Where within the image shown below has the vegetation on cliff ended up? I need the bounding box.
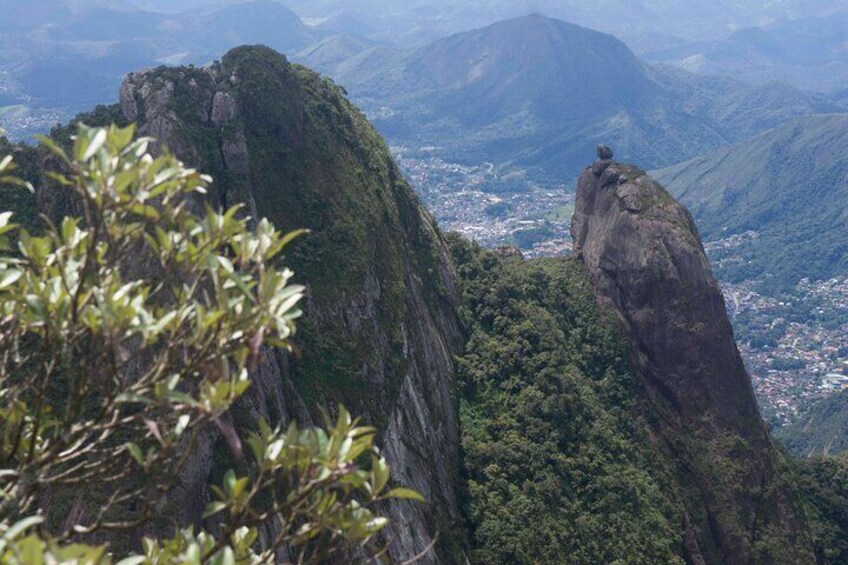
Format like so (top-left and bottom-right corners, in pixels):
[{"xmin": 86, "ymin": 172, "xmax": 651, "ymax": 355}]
[
  {"xmin": 0, "ymin": 125, "xmax": 418, "ymax": 562},
  {"xmin": 5, "ymin": 46, "xmax": 465, "ymax": 562},
  {"xmin": 448, "ymin": 236, "xmax": 683, "ymax": 564},
  {"xmin": 797, "ymin": 454, "xmax": 848, "ymax": 564},
  {"xmin": 104, "ymin": 46, "xmax": 455, "ymax": 426}
]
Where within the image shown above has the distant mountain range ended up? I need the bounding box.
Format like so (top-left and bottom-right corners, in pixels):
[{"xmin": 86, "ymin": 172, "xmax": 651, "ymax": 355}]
[
  {"xmin": 3, "ymin": 1, "xmax": 848, "ymax": 143},
  {"xmin": 283, "ymin": 0, "xmax": 848, "ymax": 51},
  {"xmin": 654, "ymin": 113, "xmax": 848, "ymax": 291},
  {"xmin": 299, "ymin": 14, "xmax": 841, "ymax": 181},
  {"xmin": 0, "ymin": 0, "xmax": 320, "ymax": 136},
  {"xmin": 644, "ymin": 13, "xmax": 848, "ymax": 93}
]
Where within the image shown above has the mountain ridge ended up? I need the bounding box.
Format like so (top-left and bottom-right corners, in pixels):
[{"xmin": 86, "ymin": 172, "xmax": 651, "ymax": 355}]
[
  {"xmin": 37, "ymin": 46, "xmax": 467, "ymax": 562},
  {"xmin": 298, "ymin": 13, "xmax": 842, "ymax": 182},
  {"xmin": 653, "ymin": 113, "xmax": 848, "ymax": 291},
  {"xmin": 644, "ymin": 13, "xmax": 848, "ymax": 93}
]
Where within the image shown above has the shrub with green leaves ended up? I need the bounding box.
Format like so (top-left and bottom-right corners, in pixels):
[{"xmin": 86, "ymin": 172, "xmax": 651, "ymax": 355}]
[{"xmin": 0, "ymin": 124, "xmax": 420, "ymax": 563}]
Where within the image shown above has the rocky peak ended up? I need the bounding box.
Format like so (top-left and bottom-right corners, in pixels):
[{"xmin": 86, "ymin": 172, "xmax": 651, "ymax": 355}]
[
  {"xmin": 571, "ymin": 151, "xmax": 812, "ymax": 563},
  {"xmin": 572, "ymin": 150, "xmax": 762, "ymax": 437},
  {"xmin": 113, "ymin": 46, "xmax": 466, "ymax": 563}
]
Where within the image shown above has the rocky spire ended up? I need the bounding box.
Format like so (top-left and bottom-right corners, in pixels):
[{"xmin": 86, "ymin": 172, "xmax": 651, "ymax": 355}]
[{"xmin": 571, "ymin": 152, "xmax": 813, "ymax": 563}]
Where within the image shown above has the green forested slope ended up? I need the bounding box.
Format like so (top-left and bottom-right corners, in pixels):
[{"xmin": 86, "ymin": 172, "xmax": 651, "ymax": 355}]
[
  {"xmin": 448, "ymin": 236, "xmax": 684, "ymax": 563},
  {"xmin": 654, "ymin": 113, "xmax": 848, "ymax": 292},
  {"xmin": 778, "ymin": 390, "xmax": 848, "ymax": 458},
  {"xmin": 797, "ymin": 454, "xmax": 848, "ymax": 564}
]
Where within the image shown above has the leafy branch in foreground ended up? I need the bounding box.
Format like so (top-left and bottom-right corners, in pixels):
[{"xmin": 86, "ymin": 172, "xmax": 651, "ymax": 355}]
[{"xmin": 0, "ymin": 124, "xmax": 421, "ymax": 563}]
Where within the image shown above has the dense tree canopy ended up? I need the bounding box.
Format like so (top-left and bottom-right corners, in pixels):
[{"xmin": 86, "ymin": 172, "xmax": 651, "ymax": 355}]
[{"xmin": 448, "ymin": 236, "xmax": 684, "ymax": 564}]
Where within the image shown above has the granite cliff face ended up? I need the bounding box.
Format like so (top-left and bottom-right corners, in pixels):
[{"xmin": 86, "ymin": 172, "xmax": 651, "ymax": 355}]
[
  {"xmin": 571, "ymin": 149, "xmax": 813, "ymax": 564},
  {"xmin": 113, "ymin": 46, "xmax": 464, "ymax": 562}
]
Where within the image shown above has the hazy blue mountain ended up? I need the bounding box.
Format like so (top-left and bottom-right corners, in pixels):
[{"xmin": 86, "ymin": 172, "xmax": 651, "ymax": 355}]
[
  {"xmin": 654, "ymin": 114, "xmax": 848, "ymax": 290},
  {"xmin": 644, "ymin": 13, "xmax": 848, "ymax": 93},
  {"xmin": 312, "ymin": 11, "xmax": 377, "ymax": 37},
  {"xmin": 0, "ymin": 0, "xmax": 72, "ymax": 31},
  {"xmin": 59, "ymin": 7, "xmax": 165, "ymax": 40},
  {"xmin": 833, "ymin": 88, "xmax": 848, "ymax": 109},
  {"xmin": 282, "ymin": 0, "xmax": 848, "ymax": 51},
  {"xmin": 294, "ymin": 35, "xmax": 381, "ymax": 73},
  {"xmin": 0, "ymin": 0, "xmax": 319, "ymax": 138},
  {"xmin": 0, "ymin": 2, "xmax": 171, "ymax": 108},
  {"xmin": 299, "ymin": 14, "xmax": 840, "ymax": 181},
  {"xmin": 281, "ymin": 1, "xmax": 848, "ymax": 93},
  {"xmin": 186, "ymin": 0, "xmax": 316, "ymax": 56},
  {"xmin": 128, "ymin": 0, "xmax": 239, "ymax": 10}
]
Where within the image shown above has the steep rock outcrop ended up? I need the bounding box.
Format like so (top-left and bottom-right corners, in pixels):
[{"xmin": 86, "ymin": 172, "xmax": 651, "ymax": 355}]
[
  {"xmin": 113, "ymin": 46, "xmax": 465, "ymax": 562},
  {"xmin": 571, "ymin": 148, "xmax": 812, "ymax": 563}
]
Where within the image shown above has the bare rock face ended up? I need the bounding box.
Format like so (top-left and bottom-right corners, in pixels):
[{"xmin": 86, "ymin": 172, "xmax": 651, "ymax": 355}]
[
  {"xmin": 116, "ymin": 46, "xmax": 466, "ymax": 563},
  {"xmin": 572, "ymin": 160, "xmax": 755, "ymax": 428},
  {"xmin": 210, "ymin": 91, "xmax": 237, "ymax": 126},
  {"xmin": 572, "ymin": 155, "xmax": 812, "ymax": 563},
  {"xmin": 120, "ymin": 70, "xmax": 201, "ymax": 164}
]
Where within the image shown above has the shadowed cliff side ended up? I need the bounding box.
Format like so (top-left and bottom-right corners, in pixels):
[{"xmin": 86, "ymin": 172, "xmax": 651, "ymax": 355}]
[{"xmin": 571, "ymin": 147, "xmax": 813, "ymax": 564}]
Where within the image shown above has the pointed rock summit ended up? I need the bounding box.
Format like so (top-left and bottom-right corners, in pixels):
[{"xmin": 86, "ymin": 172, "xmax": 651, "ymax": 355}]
[
  {"xmin": 571, "ymin": 159, "xmax": 813, "ymax": 563},
  {"xmin": 591, "ymin": 143, "xmax": 616, "ymax": 178},
  {"xmin": 596, "ymin": 143, "xmax": 614, "ymax": 159},
  {"xmin": 115, "ymin": 46, "xmax": 465, "ymax": 563}
]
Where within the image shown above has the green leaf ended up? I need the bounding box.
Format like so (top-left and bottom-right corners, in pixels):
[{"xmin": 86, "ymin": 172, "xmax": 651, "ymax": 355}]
[
  {"xmin": 126, "ymin": 443, "xmax": 144, "ymax": 465},
  {"xmin": 110, "ymin": 124, "xmax": 136, "ymax": 152},
  {"xmin": 210, "ymin": 546, "xmax": 235, "ymax": 565},
  {"xmin": 223, "ymin": 469, "xmax": 237, "ymax": 494},
  {"xmin": 115, "ymin": 392, "xmax": 152, "ymax": 405},
  {"xmin": 202, "ymin": 501, "xmax": 228, "ymax": 519},
  {"xmin": 0, "ymin": 269, "xmax": 21, "ymax": 290},
  {"xmin": 174, "ymin": 414, "xmax": 191, "ymax": 437},
  {"xmin": 129, "ymin": 203, "xmax": 160, "ymax": 222},
  {"xmin": 0, "ymin": 516, "xmax": 44, "ymax": 546},
  {"xmin": 384, "ymin": 488, "xmax": 425, "ymax": 503},
  {"xmin": 115, "ymin": 557, "xmax": 146, "ymax": 565},
  {"xmin": 82, "ymin": 127, "xmax": 107, "ymax": 161},
  {"xmin": 35, "ymin": 134, "xmax": 69, "ymax": 164},
  {"xmin": 372, "ymin": 456, "xmax": 389, "ymax": 494}
]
